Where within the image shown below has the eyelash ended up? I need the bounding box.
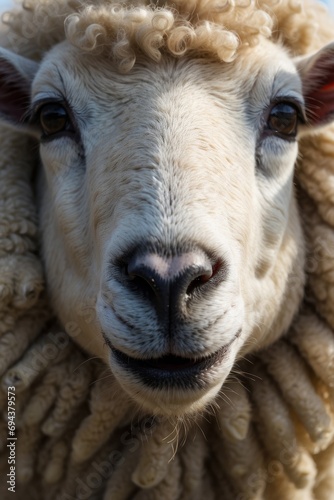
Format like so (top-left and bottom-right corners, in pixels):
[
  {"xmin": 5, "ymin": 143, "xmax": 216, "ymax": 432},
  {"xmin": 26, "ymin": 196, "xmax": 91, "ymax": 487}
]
[
  {"xmin": 260, "ymin": 98, "xmax": 305, "ymax": 141},
  {"xmin": 29, "ymin": 98, "xmax": 79, "ymax": 142}
]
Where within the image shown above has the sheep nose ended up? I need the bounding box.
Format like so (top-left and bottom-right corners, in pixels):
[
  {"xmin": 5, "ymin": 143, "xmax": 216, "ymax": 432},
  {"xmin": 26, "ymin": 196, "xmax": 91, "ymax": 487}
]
[{"xmin": 125, "ymin": 250, "xmax": 225, "ymax": 319}]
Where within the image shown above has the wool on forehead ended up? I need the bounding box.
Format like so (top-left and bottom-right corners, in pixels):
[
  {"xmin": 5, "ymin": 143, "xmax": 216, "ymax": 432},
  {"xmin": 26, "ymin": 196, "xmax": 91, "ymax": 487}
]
[{"xmin": 2, "ymin": 0, "xmax": 330, "ymax": 71}]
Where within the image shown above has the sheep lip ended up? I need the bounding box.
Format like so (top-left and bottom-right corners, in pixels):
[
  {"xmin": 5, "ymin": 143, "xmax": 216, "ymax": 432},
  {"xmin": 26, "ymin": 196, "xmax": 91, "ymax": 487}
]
[{"xmin": 109, "ymin": 329, "xmax": 241, "ymax": 385}]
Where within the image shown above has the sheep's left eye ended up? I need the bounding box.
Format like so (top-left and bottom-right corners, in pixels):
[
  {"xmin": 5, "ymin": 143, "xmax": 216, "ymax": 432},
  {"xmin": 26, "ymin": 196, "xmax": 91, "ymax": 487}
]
[
  {"xmin": 267, "ymin": 103, "xmax": 298, "ymax": 138},
  {"xmin": 39, "ymin": 103, "xmax": 73, "ymax": 138}
]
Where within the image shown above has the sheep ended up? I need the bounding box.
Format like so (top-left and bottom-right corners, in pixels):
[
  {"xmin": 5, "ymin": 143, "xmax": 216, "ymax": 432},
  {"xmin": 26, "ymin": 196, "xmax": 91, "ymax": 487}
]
[
  {"xmin": 3, "ymin": 0, "xmax": 334, "ymax": 498},
  {"xmin": 0, "ymin": 0, "xmax": 310, "ymax": 415}
]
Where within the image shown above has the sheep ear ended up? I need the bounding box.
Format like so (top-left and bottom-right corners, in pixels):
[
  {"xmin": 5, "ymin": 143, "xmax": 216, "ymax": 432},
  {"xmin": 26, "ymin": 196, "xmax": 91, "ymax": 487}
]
[
  {"xmin": 297, "ymin": 42, "xmax": 334, "ymax": 129},
  {"xmin": 0, "ymin": 48, "xmax": 39, "ymax": 127}
]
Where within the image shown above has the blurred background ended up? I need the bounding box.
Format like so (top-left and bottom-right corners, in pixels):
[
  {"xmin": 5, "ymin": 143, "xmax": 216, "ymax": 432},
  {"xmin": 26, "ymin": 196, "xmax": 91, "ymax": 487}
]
[{"xmin": 0, "ymin": 0, "xmax": 334, "ymax": 11}]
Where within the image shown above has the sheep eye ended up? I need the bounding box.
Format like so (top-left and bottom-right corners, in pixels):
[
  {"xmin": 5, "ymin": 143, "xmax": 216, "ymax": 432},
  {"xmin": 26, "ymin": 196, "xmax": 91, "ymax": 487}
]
[
  {"xmin": 267, "ymin": 102, "xmax": 298, "ymax": 138},
  {"xmin": 39, "ymin": 103, "xmax": 72, "ymax": 137}
]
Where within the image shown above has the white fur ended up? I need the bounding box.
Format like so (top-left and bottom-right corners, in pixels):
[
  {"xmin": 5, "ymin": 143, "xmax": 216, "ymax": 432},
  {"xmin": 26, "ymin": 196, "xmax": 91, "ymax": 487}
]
[{"xmin": 30, "ymin": 39, "xmax": 306, "ymax": 414}]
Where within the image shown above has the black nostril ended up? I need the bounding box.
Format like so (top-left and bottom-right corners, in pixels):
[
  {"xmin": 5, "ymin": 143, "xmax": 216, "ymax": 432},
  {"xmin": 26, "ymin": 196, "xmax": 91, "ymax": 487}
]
[
  {"xmin": 185, "ymin": 259, "xmax": 224, "ymax": 296},
  {"xmin": 185, "ymin": 274, "xmax": 211, "ymax": 296},
  {"xmin": 127, "ymin": 263, "xmax": 165, "ymax": 303}
]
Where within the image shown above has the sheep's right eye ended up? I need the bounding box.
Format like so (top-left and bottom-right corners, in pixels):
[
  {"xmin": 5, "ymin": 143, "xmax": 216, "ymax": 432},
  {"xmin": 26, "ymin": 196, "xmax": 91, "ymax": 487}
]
[{"xmin": 39, "ymin": 103, "xmax": 73, "ymax": 138}]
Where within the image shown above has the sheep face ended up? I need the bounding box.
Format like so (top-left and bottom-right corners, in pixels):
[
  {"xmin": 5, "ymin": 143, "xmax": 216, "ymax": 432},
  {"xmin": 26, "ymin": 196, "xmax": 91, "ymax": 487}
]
[
  {"xmin": 10, "ymin": 33, "xmax": 334, "ymax": 415},
  {"xmin": 23, "ymin": 39, "xmax": 306, "ymax": 415}
]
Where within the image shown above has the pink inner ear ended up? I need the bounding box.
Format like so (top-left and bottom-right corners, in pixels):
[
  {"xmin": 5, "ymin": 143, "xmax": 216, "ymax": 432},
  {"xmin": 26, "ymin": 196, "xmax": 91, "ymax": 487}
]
[
  {"xmin": 306, "ymin": 87, "xmax": 334, "ymax": 124},
  {"xmin": 320, "ymin": 82, "xmax": 334, "ymax": 92},
  {"xmin": 0, "ymin": 59, "xmax": 30, "ymax": 123},
  {"xmin": 304, "ymin": 54, "xmax": 334, "ymax": 126}
]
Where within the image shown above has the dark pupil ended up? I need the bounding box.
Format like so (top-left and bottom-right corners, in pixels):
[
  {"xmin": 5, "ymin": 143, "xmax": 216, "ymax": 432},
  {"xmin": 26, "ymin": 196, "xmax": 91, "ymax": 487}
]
[
  {"xmin": 268, "ymin": 103, "xmax": 297, "ymax": 135},
  {"xmin": 40, "ymin": 104, "xmax": 68, "ymax": 135}
]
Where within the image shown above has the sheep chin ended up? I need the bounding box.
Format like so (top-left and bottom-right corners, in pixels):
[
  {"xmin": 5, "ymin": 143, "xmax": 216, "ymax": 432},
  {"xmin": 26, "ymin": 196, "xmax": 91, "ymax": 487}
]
[{"xmin": 116, "ymin": 376, "xmax": 226, "ymax": 417}]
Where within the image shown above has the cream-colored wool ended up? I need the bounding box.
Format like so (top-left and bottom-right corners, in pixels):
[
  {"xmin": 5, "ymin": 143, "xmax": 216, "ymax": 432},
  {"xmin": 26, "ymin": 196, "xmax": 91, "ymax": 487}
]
[
  {"xmin": 249, "ymin": 363, "xmax": 317, "ymax": 489},
  {"xmin": 1, "ymin": 1, "xmax": 334, "ymax": 499}
]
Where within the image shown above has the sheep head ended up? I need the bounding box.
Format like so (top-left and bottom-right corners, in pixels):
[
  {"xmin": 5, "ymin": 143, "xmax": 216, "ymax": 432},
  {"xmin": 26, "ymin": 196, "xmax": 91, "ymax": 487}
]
[{"xmin": 1, "ymin": 23, "xmax": 334, "ymax": 416}]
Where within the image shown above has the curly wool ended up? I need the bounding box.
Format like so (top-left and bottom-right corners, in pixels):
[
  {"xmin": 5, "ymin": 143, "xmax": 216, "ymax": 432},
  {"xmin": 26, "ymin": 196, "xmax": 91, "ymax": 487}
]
[{"xmin": 2, "ymin": 0, "xmax": 330, "ymax": 71}]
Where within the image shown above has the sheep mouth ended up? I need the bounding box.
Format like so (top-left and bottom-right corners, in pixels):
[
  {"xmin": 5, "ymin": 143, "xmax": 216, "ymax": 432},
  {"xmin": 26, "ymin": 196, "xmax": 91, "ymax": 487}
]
[{"xmin": 109, "ymin": 329, "xmax": 241, "ymax": 389}]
